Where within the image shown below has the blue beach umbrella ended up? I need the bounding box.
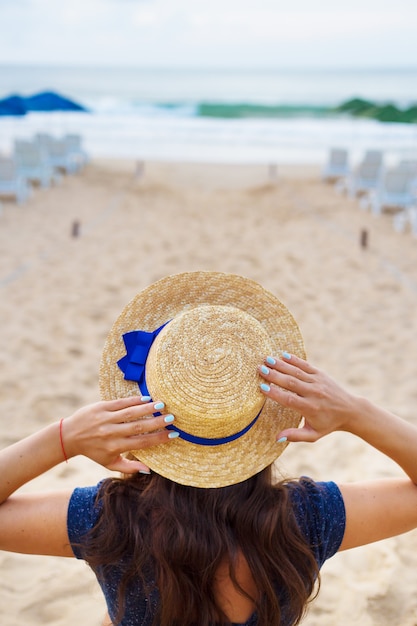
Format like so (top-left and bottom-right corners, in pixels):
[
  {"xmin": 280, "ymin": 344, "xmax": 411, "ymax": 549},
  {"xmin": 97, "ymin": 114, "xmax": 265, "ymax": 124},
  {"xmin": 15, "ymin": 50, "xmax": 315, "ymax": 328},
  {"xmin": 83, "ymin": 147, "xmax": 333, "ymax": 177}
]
[
  {"xmin": 0, "ymin": 95, "xmax": 27, "ymax": 116},
  {"xmin": 22, "ymin": 91, "xmax": 89, "ymax": 138},
  {"xmin": 0, "ymin": 91, "xmax": 88, "ymax": 116},
  {"xmin": 0, "ymin": 91, "xmax": 89, "ymax": 166},
  {"xmin": 24, "ymin": 91, "xmax": 88, "ymax": 113}
]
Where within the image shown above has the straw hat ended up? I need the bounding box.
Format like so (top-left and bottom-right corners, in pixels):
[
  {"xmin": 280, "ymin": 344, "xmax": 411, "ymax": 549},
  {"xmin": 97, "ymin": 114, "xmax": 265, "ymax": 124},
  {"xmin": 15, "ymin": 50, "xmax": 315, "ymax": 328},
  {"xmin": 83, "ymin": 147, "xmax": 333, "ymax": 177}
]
[{"xmin": 99, "ymin": 271, "xmax": 305, "ymax": 488}]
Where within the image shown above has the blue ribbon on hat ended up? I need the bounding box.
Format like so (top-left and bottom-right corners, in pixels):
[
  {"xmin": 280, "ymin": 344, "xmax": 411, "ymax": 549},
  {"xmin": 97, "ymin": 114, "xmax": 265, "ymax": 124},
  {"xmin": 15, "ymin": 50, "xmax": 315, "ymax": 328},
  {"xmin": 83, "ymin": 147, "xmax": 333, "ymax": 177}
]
[
  {"xmin": 167, "ymin": 413, "xmax": 260, "ymax": 446},
  {"xmin": 117, "ymin": 322, "xmax": 168, "ymax": 397},
  {"xmin": 117, "ymin": 323, "xmax": 261, "ymax": 446}
]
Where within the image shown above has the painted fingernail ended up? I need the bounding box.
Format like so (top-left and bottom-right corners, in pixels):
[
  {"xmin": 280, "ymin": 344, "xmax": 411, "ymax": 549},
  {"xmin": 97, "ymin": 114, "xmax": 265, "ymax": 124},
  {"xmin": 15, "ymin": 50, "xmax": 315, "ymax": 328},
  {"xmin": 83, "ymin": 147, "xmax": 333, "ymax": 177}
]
[
  {"xmin": 266, "ymin": 356, "xmax": 276, "ymax": 365},
  {"xmin": 277, "ymin": 436, "xmax": 288, "ymax": 443},
  {"xmin": 260, "ymin": 383, "xmax": 270, "ymax": 393},
  {"xmin": 260, "ymin": 365, "xmax": 269, "ymax": 375},
  {"xmin": 154, "ymin": 401, "xmax": 165, "ymax": 410},
  {"xmin": 168, "ymin": 431, "xmax": 180, "ymax": 439},
  {"xmin": 282, "ymin": 351, "xmax": 291, "ymax": 360},
  {"xmin": 139, "ymin": 469, "xmax": 151, "ymax": 474},
  {"xmin": 140, "ymin": 395, "xmax": 151, "ymax": 402},
  {"xmin": 164, "ymin": 414, "xmax": 175, "ymax": 423}
]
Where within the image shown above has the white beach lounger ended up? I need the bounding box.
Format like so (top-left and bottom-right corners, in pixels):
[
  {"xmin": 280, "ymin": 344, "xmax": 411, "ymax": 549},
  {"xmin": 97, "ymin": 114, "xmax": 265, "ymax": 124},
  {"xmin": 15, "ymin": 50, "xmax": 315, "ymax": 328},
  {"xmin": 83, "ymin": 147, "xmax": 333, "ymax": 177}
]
[
  {"xmin": 321, "ymin": 148, "xmax": 350, "ymax": 182},
  {"xmin": 0, "ymin": 157, "xmax": 31, "ymax": 204},
  {"xmin": 14, "ymin": 139, "xmax": 59, "ymax": 187},
  {"xmin": 36, "ymin": 133, "xmax": 88, "ymax": 174},
  {"xmin": 347, "ymin": 160, "xmax": 384, "ymax": 197},
  {"xmin": 47, "ymin": 138, "xmax": 80, "ymax": 174},
  {"xmin": 371, "ymin": 167, "xmax": 417, "ymax": 216},
  {"xmin": 64, "ymin": 134, "xmax": 89, "ymax": 171},
  {"xmin": 362, "ymin": 149, "xmax": 384, "ymax": 167},
  {"xmin": 36, "ymin": 133, "xmax": 82, "ymax": 175}
]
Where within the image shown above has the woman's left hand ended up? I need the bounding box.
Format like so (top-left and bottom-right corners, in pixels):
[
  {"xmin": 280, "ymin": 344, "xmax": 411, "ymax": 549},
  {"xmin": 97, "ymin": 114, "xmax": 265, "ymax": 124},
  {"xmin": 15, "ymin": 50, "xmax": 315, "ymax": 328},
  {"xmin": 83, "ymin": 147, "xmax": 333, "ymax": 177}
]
[{"xmin": 259, "ymin": 353, "xmax": 359, "ymax": 443}]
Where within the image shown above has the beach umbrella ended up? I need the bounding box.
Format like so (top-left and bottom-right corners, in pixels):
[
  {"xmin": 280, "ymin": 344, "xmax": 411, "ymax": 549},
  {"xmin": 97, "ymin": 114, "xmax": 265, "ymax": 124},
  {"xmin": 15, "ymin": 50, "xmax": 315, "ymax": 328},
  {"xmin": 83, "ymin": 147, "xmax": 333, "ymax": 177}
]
[
  {"xmin": 0, "ymin": 95, "xmax": 27, "ymax": 116},
  {"xmin": 0, "ymin": 91, "xmax": 88, "ymax": 161},
  {"xmin": 0, "ymin": 91, "xmax": 87, "ymax": 116},
  {"xmin": 24, "ymin": 91, "xmax": 87, "ymax": 113},
  {"xmin": 22, "ymin": 91, "xmax": 89, "ymax": 138}
]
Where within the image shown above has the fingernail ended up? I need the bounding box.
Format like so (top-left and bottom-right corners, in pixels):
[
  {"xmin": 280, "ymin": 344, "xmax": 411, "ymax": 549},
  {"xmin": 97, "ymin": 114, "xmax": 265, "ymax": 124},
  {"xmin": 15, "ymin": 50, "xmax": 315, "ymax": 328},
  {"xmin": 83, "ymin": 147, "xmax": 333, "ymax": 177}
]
[
  {"xmin": 260, "ymin": 365, "xmax": 269, "ymax": 375},
  {"xmin": 282, "ymin": 351, "xmax": 291, "ymax": 360},
  {"xmin": 277, "ymin": 436, "xmax": 288, "ymax": 443},
  {"xmin": 260, "ymin": 383, "xmax": 270, "ymax": 392},
  {"xmin": 164, "ymin": 414, "xmax": 175, "ymax": 423},
  {"xmin": 139, "ymin": 469, "xmax": 151, "ymax": 474},
  {"xmin": 266, "ymin": 356, "xmax": 276, "ymax": 365},
  {"xmin": 168, "ymin": 431, "xmax": 180, "ymax": 439},
  {"xmin": 140, "ymin": 395, "xmax": 151, "ymax": 402},
  {"xmin": 154, "ymin": 401, "xmax": 165, "ymax": 410}
]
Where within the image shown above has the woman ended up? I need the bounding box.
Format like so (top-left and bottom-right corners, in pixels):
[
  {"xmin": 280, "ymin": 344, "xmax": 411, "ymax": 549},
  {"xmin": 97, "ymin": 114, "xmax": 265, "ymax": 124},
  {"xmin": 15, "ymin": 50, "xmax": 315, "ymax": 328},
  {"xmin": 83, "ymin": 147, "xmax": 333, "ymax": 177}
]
[{"xmin": 1, "ymin": 271, "xmax": 417, "ymax": 626}]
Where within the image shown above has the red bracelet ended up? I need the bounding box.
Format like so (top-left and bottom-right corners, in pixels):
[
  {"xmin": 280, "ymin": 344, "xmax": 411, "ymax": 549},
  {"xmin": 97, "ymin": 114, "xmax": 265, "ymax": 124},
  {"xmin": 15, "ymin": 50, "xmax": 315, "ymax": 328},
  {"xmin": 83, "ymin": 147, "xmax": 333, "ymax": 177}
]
[{"xmin": 59, "ymin": 418, "xmax": 69, "ymax": 463}]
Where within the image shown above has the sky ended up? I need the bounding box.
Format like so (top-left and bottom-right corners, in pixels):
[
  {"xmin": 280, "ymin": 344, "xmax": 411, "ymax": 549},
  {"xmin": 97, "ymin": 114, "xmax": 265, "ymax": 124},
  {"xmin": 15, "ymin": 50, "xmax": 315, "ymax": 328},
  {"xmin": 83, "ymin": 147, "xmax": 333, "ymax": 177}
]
[{"xmin": 1, "ymin": 0, "xmax": 417, "ymax": 68}]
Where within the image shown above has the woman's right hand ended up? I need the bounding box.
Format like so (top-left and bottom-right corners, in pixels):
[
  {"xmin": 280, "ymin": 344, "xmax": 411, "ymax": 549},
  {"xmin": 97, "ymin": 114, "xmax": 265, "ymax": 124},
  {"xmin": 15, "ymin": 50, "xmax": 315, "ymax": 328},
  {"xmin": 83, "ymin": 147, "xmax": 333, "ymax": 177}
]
[
  {"xmin": 0, "ymin": 396, "xmax": 177, "ymax": 555},
  {"xmin": 62, "ymin": 396, "xmax": 176, "ymax": 474}
]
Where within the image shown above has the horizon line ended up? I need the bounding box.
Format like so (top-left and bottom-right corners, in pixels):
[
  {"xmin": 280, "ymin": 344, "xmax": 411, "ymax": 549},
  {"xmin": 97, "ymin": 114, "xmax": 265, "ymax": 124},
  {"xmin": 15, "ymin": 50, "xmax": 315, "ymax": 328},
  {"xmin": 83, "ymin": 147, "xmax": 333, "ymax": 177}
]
[{"xmin": 1, "ymin": 62, "xmax": 417, "ymax": 73}]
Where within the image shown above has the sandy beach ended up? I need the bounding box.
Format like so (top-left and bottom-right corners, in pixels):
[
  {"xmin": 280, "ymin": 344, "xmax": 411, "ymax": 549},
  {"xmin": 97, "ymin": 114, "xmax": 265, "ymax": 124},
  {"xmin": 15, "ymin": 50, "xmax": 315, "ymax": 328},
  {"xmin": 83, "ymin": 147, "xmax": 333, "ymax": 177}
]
[{"xmin": 1, "ymin": 158, "xmax": 417, "ymax": 625}]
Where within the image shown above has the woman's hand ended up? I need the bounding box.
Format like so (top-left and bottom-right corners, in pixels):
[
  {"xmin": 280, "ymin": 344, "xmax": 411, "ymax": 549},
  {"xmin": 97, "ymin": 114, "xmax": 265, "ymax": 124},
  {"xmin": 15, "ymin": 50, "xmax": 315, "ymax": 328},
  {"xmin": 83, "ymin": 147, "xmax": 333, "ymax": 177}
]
[
  {"xmin": 258, "ymin": 354, "xmax": 417, "ymax": 552},
  {"xmin": 62, "ymin": 396, "xmax": 177, "ymax": 474},
  {"xmin": 259, "ymin": 353, "xmax": 360, "ymax": 442},
  {"xmin": 0, "ymin": 397, "xmax": 177, "ymax": 555}
]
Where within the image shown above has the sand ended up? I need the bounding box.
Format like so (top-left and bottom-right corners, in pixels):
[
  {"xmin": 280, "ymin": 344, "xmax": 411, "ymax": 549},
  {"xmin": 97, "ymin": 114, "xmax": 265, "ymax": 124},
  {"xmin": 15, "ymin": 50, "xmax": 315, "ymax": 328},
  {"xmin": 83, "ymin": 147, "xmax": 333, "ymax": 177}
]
[{"xmin": 1, "ymin": 159, "xmax": 417, "ymax": 625}]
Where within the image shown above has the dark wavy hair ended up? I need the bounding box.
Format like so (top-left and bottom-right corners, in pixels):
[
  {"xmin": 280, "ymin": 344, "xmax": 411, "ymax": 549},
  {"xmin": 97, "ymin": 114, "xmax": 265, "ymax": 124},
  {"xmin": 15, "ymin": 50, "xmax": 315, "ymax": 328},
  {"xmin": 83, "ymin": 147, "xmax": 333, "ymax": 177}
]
[{"xmin": 81, "ymin": 467, "xmax": 320, "ymax": 626}]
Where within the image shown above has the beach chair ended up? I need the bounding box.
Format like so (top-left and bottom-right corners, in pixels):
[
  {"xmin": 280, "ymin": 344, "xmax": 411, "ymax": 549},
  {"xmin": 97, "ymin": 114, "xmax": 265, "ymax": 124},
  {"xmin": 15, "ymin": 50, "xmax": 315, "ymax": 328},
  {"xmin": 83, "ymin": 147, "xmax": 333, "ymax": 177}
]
[
  {"xmin": 48, "ymin": 138, "xmax": 80, "ymax": 174},
  {"xmin": 363, "ymin": 150, "xmax": 383, "ymax": 167},
  {"xmin": 398, "ymin": 159, "xmax": 417, "ymax": 175},
  {"xmin": 64, "ymin": 134, "xmax": 89, "ymax": 171},
  {"xmin": 35, "ymin": 134, "xmax": 78, "ymax": 175},
  {"xmin": 35, "ymin": 132, "xmax": 54, "ymax": 148},
  {"xmin": 398, "ymin": 160, "xmax": 417, "ymax": 194},
  {"xmin": 393, "ymin": 206, "xmax": 417, "ymax": 235},
  {"xmin": 14, "ymin": 139, "xmax": 58, "ymax": 187},
  {"xmin": 0, "ymin": 157, "xmax": 30, "ymax": 204},
  {"xmin": 347, "ymin": 160, "xmax": 384, "ymax": 197},
  {"xmin": 370, "ymin": 167, "xmax": 417, "ymax": 216},
  {"xmin": 321, "ymin": 148, "xmax": 350, "ymax": 183}
]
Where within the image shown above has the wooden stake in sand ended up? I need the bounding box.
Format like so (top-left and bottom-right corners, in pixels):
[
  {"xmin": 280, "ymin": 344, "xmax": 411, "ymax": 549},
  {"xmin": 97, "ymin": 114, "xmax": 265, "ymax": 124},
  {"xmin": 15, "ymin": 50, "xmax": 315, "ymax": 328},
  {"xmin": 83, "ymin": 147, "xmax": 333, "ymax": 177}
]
[
  {"xmin": 360, "ymin": 228, "xmax": 368, "ymax": 249},
  {"xmin": 268, "ymin": 163, "xmax": 278, "ymax": 183},
  {"xmin": 72, "ymin": 221, "xmax": 81, "ymax": 238},
  {"xmin": 135, "ymin": 161, "xmax": 145, "ymax": 180}
]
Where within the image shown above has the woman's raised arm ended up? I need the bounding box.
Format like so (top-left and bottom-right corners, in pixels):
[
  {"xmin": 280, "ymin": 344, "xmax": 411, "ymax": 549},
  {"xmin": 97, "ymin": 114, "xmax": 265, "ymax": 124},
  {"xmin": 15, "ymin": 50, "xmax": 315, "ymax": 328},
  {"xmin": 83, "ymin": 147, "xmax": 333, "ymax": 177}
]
[
  {"xmin": 259, "ymin": 353, "xmax": 417, "ymax": 550},
  {"xmin": 0, "ymin": 396, "xmax": 176, "ymax": 556}
]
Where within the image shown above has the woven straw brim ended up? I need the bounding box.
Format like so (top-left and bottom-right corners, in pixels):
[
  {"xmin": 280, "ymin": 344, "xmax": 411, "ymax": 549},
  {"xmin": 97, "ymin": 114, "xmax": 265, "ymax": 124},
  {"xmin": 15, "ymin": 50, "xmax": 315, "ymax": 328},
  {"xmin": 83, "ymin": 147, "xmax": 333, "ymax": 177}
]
[{"xmin": 99, "ymin": 271, "xmax": 305, "ymax": 487}]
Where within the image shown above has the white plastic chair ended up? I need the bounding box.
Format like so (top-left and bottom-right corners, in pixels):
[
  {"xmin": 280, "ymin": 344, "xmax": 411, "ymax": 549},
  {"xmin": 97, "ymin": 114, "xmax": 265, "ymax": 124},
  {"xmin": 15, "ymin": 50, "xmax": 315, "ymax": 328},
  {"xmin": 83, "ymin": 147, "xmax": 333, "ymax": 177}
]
[
  {"xmin": 14, "ymin": 139, "xmax": 59, "ymax": 187},
  {"xmin": 35, "ymin": 133, "xmax": 88, "ymax": 175},
  {"xmin": 64, "ymin": 134, "xmax": 89, "ymax": 171},
  {"xmin": 322, "ymin": 148, "xmax": 350, "ymax": 182},
  {"xmin": 398, "ymin": 160, "xmax": 417, "ymax": 193},
  {"xmin": 0, "ymin": 157, "xmax": 31, "ymax": 204},
  {"xmin": 347, "ymin": 160, "xmax": 384, "ymax": 197},
  {"xmin": 363, "ymin": 150, "xmax": 384, "ymax": 167},
  {"xmin": 398, "ymin": 159, "xmax": 417, "ymax": 172},
  {"xmin": 36, "ymin": 133, "xmax": 80, "ymax": 175},
  {"xmin": 48, "ymin": 138, "xmax": 80, "ymax": 174},
  {"xmin": 393, "ymin": 206, "xmax": 417, "ymax": 235},
  {"xmin": 371, "ymin": 168, "xmax": 417, "ymax": 216}
]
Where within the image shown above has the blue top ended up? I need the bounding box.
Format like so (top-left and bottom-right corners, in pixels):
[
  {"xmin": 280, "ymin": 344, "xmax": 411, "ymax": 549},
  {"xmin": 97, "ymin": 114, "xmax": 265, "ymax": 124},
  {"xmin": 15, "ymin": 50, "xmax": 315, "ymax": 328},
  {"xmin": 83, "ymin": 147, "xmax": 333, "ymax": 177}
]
[{"xmin": 68, "ymin": 479, "xmax": 345, "ymax": 626}]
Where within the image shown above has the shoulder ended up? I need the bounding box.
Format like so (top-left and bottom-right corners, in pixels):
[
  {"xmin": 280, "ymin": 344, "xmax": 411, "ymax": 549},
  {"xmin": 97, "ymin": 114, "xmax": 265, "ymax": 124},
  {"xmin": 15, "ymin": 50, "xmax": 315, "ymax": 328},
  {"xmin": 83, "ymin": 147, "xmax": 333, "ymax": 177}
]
[
  {"xmin": 67, "ymin": 480, "xmax": 106, "ymax": 558},
  {"xmin": 287, "ymin": 477, "xmax": 345, "ymax": 513},
  {"xmin": 286, "ymin": 478, "xmax": 346, "ymax": 565}
]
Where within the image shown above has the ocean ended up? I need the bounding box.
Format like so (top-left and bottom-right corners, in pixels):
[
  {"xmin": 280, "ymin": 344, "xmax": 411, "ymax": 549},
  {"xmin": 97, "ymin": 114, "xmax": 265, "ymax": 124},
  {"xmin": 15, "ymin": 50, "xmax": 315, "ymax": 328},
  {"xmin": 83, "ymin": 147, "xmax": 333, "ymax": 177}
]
[{"xmin": 0, "ymin": 65, "xmax": 416, "ymax": 164}]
